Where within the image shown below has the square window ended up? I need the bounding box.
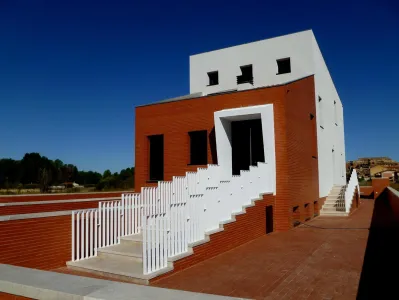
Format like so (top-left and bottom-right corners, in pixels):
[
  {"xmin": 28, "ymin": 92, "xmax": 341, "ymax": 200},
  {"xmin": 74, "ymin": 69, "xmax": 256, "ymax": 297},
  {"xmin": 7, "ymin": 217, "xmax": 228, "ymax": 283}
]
[
  {"xmin": 237, "ymin": 65, "xmax": 253, "ymax": 84},
  {"xmin": 189, "ymin": 130, "xmax": 207, "ymax": 165},
  {"xmin": 207, "ymin": 71, "xmax": 219, "ymax": 86},
  {"xmin": 277, "ymin": 58, "xmax": 291, "ymax": 74}
]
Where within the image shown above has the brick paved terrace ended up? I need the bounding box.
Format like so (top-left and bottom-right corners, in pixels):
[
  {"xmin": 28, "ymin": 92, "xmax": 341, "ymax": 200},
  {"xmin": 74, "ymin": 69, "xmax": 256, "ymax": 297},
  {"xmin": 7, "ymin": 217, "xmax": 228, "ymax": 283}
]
[{"xmin": 149, "ymin": 197, "xmax": 398, "ymax": 299}]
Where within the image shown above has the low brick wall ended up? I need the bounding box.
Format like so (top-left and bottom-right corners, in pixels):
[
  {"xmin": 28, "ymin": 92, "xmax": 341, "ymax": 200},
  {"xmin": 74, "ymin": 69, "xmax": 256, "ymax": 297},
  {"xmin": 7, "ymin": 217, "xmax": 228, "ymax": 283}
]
[
  {"xmin": 0, "ymin": 199, "xmax": 111, "ymax": 216},
  {"xmin": 360, "ymin": 186, "xmax": 374, "ymax": 199},
  {"xmin": 372, "ymin": 179, "xmax": 390, "ymax": 200},
  {"xmin": 350, "ymin": 189, "xmax": 360, "ymax": 214},
  {"xmin": 0, "ymin": 215, "xmax": 72, "ymax": 270},
  {"xmin": 0, "ymin": 192, "xmax": 126, "ymax": 204},
  {"xmin": 0, "ymin": 292, "xmax": 33, "ymax": 299},
  {"xmin": 151, "ymin": 194, "xmax": 275, "ymax": 282},
  {"xmin": 386, "ymin": 187, "xmax": 399, "ymax": 222}
]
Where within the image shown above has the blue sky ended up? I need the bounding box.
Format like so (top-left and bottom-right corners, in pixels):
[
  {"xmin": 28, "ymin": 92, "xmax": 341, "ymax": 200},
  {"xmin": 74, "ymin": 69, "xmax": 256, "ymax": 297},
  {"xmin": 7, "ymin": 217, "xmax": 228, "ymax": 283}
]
[{"xmin": 0, "ymin": 0, "xmax": 398, "ymax": 173}]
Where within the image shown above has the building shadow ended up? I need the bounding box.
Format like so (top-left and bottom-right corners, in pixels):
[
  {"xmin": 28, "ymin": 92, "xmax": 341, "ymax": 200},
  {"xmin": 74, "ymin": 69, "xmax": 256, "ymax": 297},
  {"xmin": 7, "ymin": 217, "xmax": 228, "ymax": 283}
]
[{"xmin": 357, "ymin": 191, "xmax": 399, "ymax": 299}]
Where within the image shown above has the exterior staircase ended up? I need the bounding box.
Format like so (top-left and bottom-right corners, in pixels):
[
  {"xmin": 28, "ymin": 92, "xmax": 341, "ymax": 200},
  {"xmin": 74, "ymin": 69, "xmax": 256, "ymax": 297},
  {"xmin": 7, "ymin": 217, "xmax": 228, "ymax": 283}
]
[
  {"xmin": 320, "ymin": 185, "xmax": 348, "ymax": 216},
  {"xmin": 67, "ymin": 233, "xmax": 172, "ymax": 285},
  {"xmin": 67, "ymin": 162, "xmax": 274, "ymax": 284}
]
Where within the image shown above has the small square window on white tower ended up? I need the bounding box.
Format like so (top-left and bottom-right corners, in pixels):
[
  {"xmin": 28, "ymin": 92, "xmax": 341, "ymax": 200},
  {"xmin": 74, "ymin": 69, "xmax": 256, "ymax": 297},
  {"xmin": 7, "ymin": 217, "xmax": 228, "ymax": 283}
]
[
  {"xmin": 207, "ymin": 71, "xmax": 219, "ymax": 86},
  {"xmin": 276, "ymin": 58, "xmax": 291, "ymax": 74}
]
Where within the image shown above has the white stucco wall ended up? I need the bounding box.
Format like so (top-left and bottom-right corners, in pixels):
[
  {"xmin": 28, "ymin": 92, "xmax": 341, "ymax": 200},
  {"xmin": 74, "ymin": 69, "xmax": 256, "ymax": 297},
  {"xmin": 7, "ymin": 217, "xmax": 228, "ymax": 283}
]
[
  {"xmin": 190, "ymin": 30, "xmax": 345, "ymax": 198},
  {"xmin": 311, "ymin": 33, "xmax": 346, "ymax": 198},
  {"xmin": 190, "ymin": 30, "xmax": 315, "ymax": 95}
]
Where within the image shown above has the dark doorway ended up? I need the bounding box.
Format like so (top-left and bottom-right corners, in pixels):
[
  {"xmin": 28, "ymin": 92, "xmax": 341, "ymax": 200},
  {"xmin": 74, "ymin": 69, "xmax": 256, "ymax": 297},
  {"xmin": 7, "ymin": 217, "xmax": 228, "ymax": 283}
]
[
  {"xmin": 148, "ymin": 135, "xmax": 164, "ymax": 181},
  {"xmin": 231, "ymin": 119, "xmax": 265, "ymax": 175},
  {"xmin": 266, "ymin": 205, "xmax": 274, "ymax": 234}
]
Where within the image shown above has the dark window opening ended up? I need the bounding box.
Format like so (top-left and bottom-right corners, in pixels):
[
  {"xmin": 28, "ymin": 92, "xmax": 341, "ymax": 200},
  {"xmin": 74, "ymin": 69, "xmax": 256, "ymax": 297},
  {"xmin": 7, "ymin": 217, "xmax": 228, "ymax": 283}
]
[
  {"xmin": 237, "ymin": 65, "xmax": 253, "ymax": 85},
  {"xmin": 310, "ymin": 113, "xmax": 314, "ymax": 120},
  {"xmin": 148, "ymin": 135, "xmax": 164, "ymax": 181},
  {"xmin": 318, "ymin": 96, "xmax": 322, "ymax": 102},
  {"xmin": 189, "ymin": 130, "xmax": 207, "ymax": 165},
  {"xmin": 277, "ymin": 58, "xmax": 291, "ymax": 74},
  {"xmin": 207, "ymin": 71, "xmax": 219, "ymax": 86}
]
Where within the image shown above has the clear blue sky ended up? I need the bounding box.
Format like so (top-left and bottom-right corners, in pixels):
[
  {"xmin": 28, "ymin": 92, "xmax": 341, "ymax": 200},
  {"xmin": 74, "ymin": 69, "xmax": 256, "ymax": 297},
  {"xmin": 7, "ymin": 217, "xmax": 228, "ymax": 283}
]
[{"xmin": 0, "ymin": 0, "xmax": 398, "ymax": 173}]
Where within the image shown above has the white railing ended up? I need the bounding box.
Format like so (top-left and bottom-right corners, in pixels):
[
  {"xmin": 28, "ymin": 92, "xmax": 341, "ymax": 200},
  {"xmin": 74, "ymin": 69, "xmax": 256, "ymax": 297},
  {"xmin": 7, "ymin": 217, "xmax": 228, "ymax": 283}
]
[
  {"xmin": 345, "ymin": 169, "xmax": 359, "ymax": 213},
  {"xmin": 141, "ymin": 162, "xmax": 272, "ymax": 275},
  {"xmin": 71, "ymin": 197, "xmax": 141, "ymax": 261},
  {"xmin": 71, "ymin": 161, "xmax": 273, "ymax": 275}
]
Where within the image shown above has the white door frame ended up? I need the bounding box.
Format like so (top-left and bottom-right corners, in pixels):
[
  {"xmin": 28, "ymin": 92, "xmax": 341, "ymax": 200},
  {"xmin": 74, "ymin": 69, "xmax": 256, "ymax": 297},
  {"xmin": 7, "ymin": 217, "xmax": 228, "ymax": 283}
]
[{"xmin": 214, "ymin": 104, "xmax": 276, "ymax": 194}]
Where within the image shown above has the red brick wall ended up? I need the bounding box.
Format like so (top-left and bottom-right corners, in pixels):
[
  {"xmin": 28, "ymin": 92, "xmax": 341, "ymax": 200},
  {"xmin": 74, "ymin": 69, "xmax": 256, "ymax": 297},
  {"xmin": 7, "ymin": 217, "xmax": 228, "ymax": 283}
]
[
  {"xmin": 284, "ymin": 76, "xmax": 318, "ymax": 227},
  {"xmin": 135, "ymin": 76, "xmax": 318, "ymax": 231},
  {"xmin": 372, "ymin": 178, "xmax": 390, "ymax": 199},
  {"xmin": 0, "ymin": 192, "xmax": 124, "ymax": 204},
  {"xmin": 0, "ymin": 293, "xmax": 32, "ymax": 300},
  {"xmin": 0, "ymin": 200, "xmax": 102, "ymax": 216},
  {"xmin": 349, "ymin": 189, "xmax": 360, "ymax": 214},
  {"xmin": 360, "ymin": 186, "xmax": 374, "ymax": 198},
  {"xmin": 0, "ymin": 216, "xmax": 71, "ymax": 270},
  {"xmin": 151, "ymin": 194, "xmax": 275, "ymax": 282}
]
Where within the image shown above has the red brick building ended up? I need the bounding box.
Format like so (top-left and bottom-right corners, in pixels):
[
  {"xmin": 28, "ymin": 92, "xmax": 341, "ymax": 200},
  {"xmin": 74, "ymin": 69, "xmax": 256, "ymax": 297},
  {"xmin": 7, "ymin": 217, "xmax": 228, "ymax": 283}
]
[{"xmin": 135, "ymin": 76, "xmax": 319, "ymax": 231}]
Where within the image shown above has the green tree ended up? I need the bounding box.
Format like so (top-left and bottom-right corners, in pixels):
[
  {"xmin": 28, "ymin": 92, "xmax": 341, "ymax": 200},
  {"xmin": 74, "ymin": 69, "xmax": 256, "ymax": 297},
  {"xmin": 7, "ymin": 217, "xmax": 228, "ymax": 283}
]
[{"xmin": 103, "ymin": 170, "xmax": 112, "ymax": 178}]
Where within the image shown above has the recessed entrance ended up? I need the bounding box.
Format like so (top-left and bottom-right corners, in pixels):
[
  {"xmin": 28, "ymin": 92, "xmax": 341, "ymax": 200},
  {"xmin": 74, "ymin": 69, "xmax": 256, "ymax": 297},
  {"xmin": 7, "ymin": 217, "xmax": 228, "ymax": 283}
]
[{"xmin": 231, "ymin": 119, "xmax": 265, "ymax": 175}]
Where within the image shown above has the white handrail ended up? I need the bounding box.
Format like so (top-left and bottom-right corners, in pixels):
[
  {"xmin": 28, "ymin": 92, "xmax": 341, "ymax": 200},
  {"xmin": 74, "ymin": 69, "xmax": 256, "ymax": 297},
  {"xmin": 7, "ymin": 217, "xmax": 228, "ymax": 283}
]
[
  {"xmin": 141, "ymin": 161, "xmax": 272, "ymax": 275},
  {"xmin": 345, "ymin": 169, "xmax": 359, "ymax": 213},
  {"xmin": 71, "ymin": 161, "xmax": 273, "ymax": 274}
]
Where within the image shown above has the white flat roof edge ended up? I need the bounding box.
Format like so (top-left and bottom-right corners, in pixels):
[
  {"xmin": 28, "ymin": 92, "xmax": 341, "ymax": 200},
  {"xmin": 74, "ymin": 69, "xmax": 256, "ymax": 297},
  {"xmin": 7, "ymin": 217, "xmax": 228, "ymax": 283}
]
[{"xmin": 0, "ymin": 264, "xmax": 244, "ymax": 300}]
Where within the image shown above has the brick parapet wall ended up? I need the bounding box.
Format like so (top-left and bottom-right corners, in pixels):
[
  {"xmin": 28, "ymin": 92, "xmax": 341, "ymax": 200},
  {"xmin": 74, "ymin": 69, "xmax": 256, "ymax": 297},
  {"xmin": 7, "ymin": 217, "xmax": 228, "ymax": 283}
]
[
  {"xmin": 0, "ymin": 216, "xmax": 71, "ymax": 270},
  {"xmin": 0, "ymin": 199, "xmax": 108, "ymax": 216},
  {"xmin": 386, "ymin": 187, "xmax": 399, "ymax": 222},
  {"xmin": 0, "ymin": 192, "xmax": 124, "ymax": 204},
  {"xmin": 372, "ymin": 178, "xmax": 390, "ymax": 200},
  {"xmin": 0, "ymin": 292, "xmax": 33, "ymax": 299}
]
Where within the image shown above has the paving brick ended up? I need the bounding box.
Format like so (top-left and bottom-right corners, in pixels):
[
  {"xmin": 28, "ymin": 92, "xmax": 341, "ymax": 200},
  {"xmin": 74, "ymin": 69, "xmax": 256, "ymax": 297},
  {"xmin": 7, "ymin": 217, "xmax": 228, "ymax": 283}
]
[{"xmin": 152, "ymin": 200, "xmax": 373, "ymax": 299}]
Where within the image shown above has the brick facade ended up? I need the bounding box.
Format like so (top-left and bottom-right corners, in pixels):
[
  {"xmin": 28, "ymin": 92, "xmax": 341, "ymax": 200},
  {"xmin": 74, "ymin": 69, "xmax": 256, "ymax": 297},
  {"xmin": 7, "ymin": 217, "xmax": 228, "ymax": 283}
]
[{"xmin": 135, "ymin": 76, "xmax": 319, "ymax": 231}]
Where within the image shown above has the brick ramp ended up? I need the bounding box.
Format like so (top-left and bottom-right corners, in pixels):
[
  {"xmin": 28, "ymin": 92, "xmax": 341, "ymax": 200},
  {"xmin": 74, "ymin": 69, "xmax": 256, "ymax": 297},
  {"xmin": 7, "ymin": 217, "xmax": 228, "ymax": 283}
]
[{"xmin": 152, "ymin": 200, "xmax": 373, "ymax": 299}]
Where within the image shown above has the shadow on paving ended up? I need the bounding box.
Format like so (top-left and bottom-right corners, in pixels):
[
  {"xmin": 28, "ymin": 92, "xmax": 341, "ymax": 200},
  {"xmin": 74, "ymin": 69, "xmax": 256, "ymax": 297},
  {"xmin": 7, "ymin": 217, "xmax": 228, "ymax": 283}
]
[{"xmin": 357, "ymin": 191, "xmax": 399, "ymax": 299}]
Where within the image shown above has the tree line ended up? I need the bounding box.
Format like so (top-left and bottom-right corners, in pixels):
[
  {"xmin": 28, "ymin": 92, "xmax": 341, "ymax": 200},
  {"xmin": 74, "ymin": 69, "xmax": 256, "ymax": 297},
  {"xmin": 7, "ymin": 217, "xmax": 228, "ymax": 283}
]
[{"xmin": 0, "ymin": 153, "xmax": 134, "ymax": 192}]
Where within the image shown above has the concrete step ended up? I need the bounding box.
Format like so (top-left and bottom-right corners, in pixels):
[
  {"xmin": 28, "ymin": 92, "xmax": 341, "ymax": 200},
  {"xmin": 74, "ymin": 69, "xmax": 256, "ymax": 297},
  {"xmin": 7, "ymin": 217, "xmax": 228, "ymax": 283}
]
[
  {"xmin": 322, "ymin": 203, "xmax": 344, "ymax": 209},
  {"xmin": 320, "ymin": 210, "xmax": 348, "ymax": 217},
  {"xmin": 97, "ymin": 242, "xmax": 143, "ymax": 261},
  {"xmin": 324, "ymin": 200, "xmax": 343, "ymax": 205},
  {"xmin": 321, "ymin": 206, "xmax": 346, "ymax": 212},
  {"xmin": 120, "ymin": 233, "xmax": 143, "ymax": 244},
  {"xmin": 67, "ymin": 255, "xmax": 173, "ymax": 285}
]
